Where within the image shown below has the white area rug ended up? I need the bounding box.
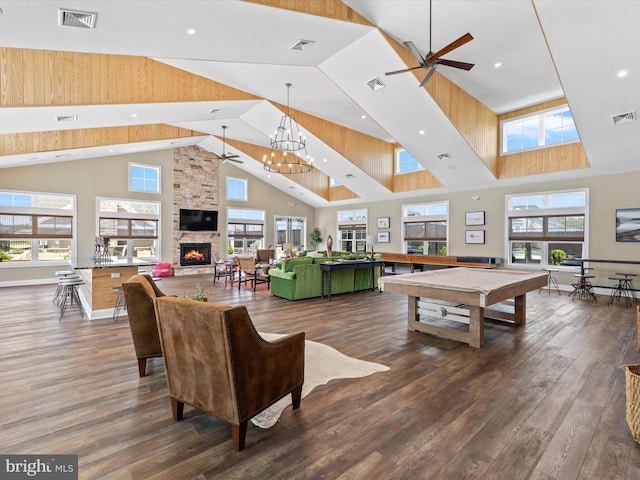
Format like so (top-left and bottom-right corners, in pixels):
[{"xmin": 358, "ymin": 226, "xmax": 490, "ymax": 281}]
[{"xmin": 251, "ymin": 333, "xmax": 390, "ymax": 428}]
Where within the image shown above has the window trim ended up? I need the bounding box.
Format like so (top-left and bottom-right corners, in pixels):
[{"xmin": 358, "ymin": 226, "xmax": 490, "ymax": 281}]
[
  {"xmin": 226, "ymin": 176, "xmax": 248, "ymax": 202},
  {"xmin": 505, "ymin": 188, "xmax": 589, "ymax": 269},
  {"xmin": 128, "ymin": 162, "xmax": 161, "ymax": 194},
  {"xmin": 500, "ymin": 104, "xmax": 580, "ymax": 155}
]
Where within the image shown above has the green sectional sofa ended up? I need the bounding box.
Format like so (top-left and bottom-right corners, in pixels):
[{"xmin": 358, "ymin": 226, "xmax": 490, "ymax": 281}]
[{"xmin": 269, "ymin": 254, "xmax": 382, "ymax": 301}]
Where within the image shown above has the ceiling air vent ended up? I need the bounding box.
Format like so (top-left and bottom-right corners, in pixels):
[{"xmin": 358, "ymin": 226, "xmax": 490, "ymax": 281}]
[
  {"xmin": 611, "ymin": 111, "xmax": 637, "ymax": 126},
  {"xmin": 366, "ymin": 77, "xmax": 385, "ymax": 91},
  {"xmin": 56, "ymin": 115, "xmax": 77, "ymax": 122},
  {"xmin": 290, "ymin": 39, "xmax": 315, "ymax": 51},
  {"xmin": 58, "ymin": 9, "xmax": 97, "ymax": 29}
]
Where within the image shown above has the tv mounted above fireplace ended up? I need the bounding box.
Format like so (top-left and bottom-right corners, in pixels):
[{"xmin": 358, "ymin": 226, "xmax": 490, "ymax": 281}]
[{"xmin": 179, "ymin": 208, "xmax": 218, "ymax": 232}]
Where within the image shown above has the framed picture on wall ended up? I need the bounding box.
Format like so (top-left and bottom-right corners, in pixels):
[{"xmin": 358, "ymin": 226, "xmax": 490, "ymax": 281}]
[
  {"xmin": 465, "ymin": 211, "xmax": 485, "ymax": 226},
  {"xmin": 377, "ymin": 217, "xmax": 390, "ymax": 229},
  {"xmin": 377, "ymin": 231, "xmax": 390, "ymax": 243},
  {"xmin": 616, "ymin": 208, "xmax": 640, "ymax": 242},
  {"xmin": 465, "ymin": 230, "xmax": 485, "ymax": 244}
]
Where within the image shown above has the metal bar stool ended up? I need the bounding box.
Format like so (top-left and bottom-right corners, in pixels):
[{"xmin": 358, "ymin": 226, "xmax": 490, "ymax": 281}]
[
  {"xmin": 539, "ymin": 268, "xmax": 561, "ymax": 295},
  {"xmin": 616, "ymin": 273, "xmax": 637, "ymax": 304},
  {"xmin": 53, "ymin": 270, "xmax": 80, "ymax": 305},
  {"xmin": 112, "ymin": 286, "xmax": 126, "ymax": 322},
  {"xmin": 608, "ymin": 277, "xmax": 633, "ymax": 307},
  {"xmin": 569, "ymin": 271, "xmax": 597, "ymax": 302},
  {"xmin": 57, "ymin": 277, "xmax": 85, "ymax": 321}
]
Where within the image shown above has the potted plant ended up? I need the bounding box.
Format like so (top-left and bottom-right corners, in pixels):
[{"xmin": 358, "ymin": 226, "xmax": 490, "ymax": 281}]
[
  {"xmin": 550, "ymin": 248, "xmax": 567, "ymax": 266},
  {"xmin": 180, "ymin": 282, "xmax": 207, "ymax": 302},
  {"xmin": 309, "ymin": 227, "xmax": 323, "ymax": 250}
]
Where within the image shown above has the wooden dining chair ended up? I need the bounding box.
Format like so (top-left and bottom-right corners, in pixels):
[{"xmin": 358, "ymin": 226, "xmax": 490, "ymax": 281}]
[{"xmin": 237, "ymin": 256, "xmax": 270, "ymax": 291}]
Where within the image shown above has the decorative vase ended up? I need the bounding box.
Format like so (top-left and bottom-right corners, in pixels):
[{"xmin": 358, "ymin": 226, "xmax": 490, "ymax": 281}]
[{"xmin": 326, "ymin": 235, "xmax": 333, "ymax": 258}]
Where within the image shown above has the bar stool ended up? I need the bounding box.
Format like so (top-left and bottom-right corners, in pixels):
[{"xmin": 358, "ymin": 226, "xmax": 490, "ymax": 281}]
[
  {"xmin": 112, "ymin": 286, "xmax": 126, "ymax": 322},
  {"xmin": 616, "ymin": 272, "xmax": 637, "ymax": 304},
  {"xmin": 608, "ymin": 276, "xmax": 633, "ymax": 307},
  {"xmin": 539, "ymin": 268, "xmax": 561, "ymax": 296},
  {"xmin": 569, "ymin": 270, "xmax": 597, "ymax": 302},
  {"xmin": 57, "ymin": 276, "xmax": 85, "ymax": 321},
  {"xmin": 53, "ymin": 270, "xmax": 80, "ymax": 305}
]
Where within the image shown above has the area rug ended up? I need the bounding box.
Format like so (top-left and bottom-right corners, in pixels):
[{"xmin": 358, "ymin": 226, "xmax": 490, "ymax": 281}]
[
  {"xmin": 240, "ymin": 280, "xmax": 272, "ymax": 296},
  {"xmin": 251, "ymin": 333, "xmax": 390, "ymax": 428}
]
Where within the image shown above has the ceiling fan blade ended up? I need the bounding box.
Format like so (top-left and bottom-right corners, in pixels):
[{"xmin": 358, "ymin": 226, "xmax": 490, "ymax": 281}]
[
  {"xmin": 425, "ymin": 33, "xmax": 473, "ymax": 62},
  {"xmin": 211, "ymin": 152, "xmax": 223, "ymax": 160},
  {"xmin": 222, "ymin": 153, "xmax": 240, "ymax": 160},
  {"xmin": 385, "ymin": 65, "xmax": 425, "ymax": 76},
  {"xmin": 434, "ymin": 58, "xmax": 475, "ymax": 71},
  {"xmin": 419, "ymin": 65, "xmax": 438, "ymax": 88},
  {"xmin": 225, "ymin": 157, "xmax": 243, "ymax": 164},
  {"xmin": 403, "ymin": 41, "xmax": 428, "ymax": 67}
]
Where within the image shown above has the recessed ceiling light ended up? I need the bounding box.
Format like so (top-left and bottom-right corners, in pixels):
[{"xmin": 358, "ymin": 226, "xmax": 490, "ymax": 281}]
[
  {"xmin": 186, "ymin": 28, "xmax": 196, "ymax": 35},
  {"xmin": 131, "ymin": 113, "xmax": 138, "ymax": 118},
  {"xmin": 323, "ymin": 158, "xmax": 328, "ymax": 162},
  {"xmin": 618, "ymin": 70, "xmax": 628, "ymax": 78},
  {"xmin": 494, "ymin": 62, "xmax": 502, "ymax": 68},
  {"xmin": 361, "ymin": 115, "xmax": 367, "ymax": 119},
  {"xmin": 419, "ymin": 130, "xmax": 425, "ymax": 135}
]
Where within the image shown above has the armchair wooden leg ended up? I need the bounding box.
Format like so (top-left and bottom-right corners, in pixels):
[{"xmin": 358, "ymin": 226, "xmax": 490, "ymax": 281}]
[
  {"xmin": 232, "ymin": 421, "xmax": 248, "ymax": 451},
  {"xmin": 291, "ymin": 385, "xmax": 303, "ymax": 409},
  {"xmin": 137, "ymin": 358, "xmax": 147, "ymax": 377},
  {"xmin": 171, "ymin": 398, "xmax": 184, "ymax": 421}
]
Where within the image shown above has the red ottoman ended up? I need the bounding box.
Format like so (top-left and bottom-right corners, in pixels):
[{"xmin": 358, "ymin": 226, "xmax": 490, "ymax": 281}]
[{"xmin": 152, "ymin": 262, "xmax": 172, "ymax": 277}]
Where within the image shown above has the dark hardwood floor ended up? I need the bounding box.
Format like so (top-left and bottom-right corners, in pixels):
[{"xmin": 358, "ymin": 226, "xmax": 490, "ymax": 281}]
[{"xmin": 1, "ymin": 274, "xmax": 640, "ymax": 480}]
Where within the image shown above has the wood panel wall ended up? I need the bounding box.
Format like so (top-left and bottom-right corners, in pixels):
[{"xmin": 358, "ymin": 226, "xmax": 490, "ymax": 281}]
[
  {"xmin": 329, "ymin": 185, "xmax": 359, "ymax": 202},
  {"xmin": 497, "ymin": 97, "xmax": 590, "ymax": 178},
  {"xmin": 242, "ymin": 0, "xmax": 373, "ymax": 26},
  {"xmin": 0, "ymin": 48, "xmax": 258, "ymax": 107},
  {"xmin": 0, "ymin": 125, "xmax": 205, "ymax": 156},
  {"xmin": 393, "ymin": 170, "xmax": 442, "ymax": 192}
]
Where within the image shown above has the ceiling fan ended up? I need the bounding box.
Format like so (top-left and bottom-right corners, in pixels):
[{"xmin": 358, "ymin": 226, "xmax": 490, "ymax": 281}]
[
  {"xmin": 212, "ymin": 125, "xmax": 243, "ymax": 164},
  {"xmin": 385, "ymin": 0, "xmax": 474, "ymax": 87}
]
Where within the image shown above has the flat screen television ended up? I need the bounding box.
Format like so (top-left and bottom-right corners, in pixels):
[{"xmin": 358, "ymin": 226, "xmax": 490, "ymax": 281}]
[{"xmin": 179, "ymin": 208, "xmax": 218, "ymax": 231}]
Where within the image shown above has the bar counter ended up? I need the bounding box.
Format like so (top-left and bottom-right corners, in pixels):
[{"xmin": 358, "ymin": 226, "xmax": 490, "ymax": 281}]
[{"xmin": 70, "ymin": 258, "xmax": 155, "ymax": 320}]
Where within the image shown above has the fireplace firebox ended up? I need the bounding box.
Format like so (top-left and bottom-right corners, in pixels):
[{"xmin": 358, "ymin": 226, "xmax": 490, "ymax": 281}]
[{"xmin": 180, "ymin": 243, "xmax": 212, "ymax": 266}]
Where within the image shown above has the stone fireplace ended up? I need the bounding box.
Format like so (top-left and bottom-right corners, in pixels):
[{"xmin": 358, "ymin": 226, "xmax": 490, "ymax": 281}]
[{"xmin": 180, "ymin": 243, "xmax": 212, "ymax": 267}]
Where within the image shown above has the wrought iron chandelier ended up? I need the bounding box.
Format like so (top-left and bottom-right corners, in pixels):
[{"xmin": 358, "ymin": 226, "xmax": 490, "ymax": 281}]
[{"xmin": 263, "ymin": 83, "xmax": 313, "ymax": 174}]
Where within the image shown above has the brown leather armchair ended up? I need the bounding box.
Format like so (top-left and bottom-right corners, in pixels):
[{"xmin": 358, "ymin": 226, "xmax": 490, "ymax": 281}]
[
  {"xmin": 154, "ymin": 296, "xmax": 305, "ymax": 451},
  {"xmin": 122, "ymin": 274, "xmax": 170, "ymax": 377}
]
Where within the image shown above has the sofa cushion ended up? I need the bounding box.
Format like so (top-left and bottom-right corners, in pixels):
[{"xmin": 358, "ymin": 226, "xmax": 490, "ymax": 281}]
[{"xmin": 281, "ymin": 257, "xmax": 314, "ymax": 273}]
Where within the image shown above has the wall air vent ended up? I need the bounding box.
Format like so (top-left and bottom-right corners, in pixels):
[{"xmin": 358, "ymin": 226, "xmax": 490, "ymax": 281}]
[
  {"xmin": 611, "ymin": 111, "xmax": 637, "ymax": 126},
  {"xmin": 290, "ymin": 39, "xmax": 315, "ymax": 51},
  {"xmin": 366, "ymin": 77, "xmax": 385, "ymax": 91},
  {"xmin": 56, "ymin": 115, "xmax": 77, "ymax": 122},
  {"xmin": 58, "ymin": 9, "xmax": 97, "ymax": 29}
]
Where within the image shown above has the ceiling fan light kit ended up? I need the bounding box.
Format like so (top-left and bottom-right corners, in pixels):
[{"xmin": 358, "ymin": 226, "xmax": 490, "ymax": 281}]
[{"xmin": 384, "ymin": 0, "xmax": 474, "ymax": 87}]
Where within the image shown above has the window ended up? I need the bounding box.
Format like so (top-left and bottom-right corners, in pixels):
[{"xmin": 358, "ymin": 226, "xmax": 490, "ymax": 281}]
[
  {"xmin": 0, "ymin": 190, "xmax": 75, "ymax": 264},
  {"xmin": 396, "ymin": 148, "xmax": 425, "ymax": 174},
  {"xmin": 97, "ymin": 198, "xmax": 160, "ymax": 261},
  {"xmin": 337, "ymin": 209, "xmax": 368, "ymax": 253},
  {"xmin": 501, "ymin": 105, "xmax": 579, "ymax": 154},
  {"xmin": 227, "ymin": 177, "xmax": 248, "ymax": 201},
  {"xmin": 227, "ymin": 208, "xmax": 265, "ymax": 255},
  {"xmin": 275, "ymin": 216, "xmax": 306, "ymax": 255},
  {"xmin": 402, "ymin": 201, "xmax": 448, "ymax": 255},
  {"xmin": 129, "ymin": 163, "xmax": 160, "ymax": 193},
  {"xmin": 506, "ymin": 189, "xmax": 588, "ymax": 268},
  {"xmin": 330, "ymin": 177, "xmax": 341, "ymax": 187}
]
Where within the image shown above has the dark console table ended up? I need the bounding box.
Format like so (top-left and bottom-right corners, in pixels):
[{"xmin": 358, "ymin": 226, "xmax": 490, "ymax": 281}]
[{"xmin": 320, "ymin": 260, "xmax": 384, "ymax": 300}]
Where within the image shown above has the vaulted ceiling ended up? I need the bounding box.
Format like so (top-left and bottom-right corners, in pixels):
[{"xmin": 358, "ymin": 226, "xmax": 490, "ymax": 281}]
[{"xmin": 0, "ymin": 1, "xmax": 638, "ymax": 207}]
